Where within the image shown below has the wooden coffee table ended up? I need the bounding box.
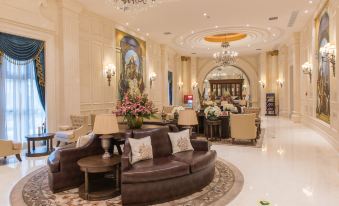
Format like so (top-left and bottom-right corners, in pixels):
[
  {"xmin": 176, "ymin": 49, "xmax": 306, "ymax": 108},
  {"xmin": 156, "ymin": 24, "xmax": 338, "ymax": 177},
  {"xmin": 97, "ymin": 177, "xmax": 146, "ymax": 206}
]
[
  {"xmin": 25, "ymin": 133, "xmax": 55, "ymax": 157},
  {"xmin": 77, "ymin": 155, "xmax": 121, "ymax": 201}
]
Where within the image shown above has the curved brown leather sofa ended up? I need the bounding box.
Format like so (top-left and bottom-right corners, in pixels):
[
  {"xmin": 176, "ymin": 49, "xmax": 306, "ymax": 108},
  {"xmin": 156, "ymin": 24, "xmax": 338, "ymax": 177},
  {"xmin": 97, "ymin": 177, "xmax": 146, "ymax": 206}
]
[{"xmin": 121, "ymin": 127, "xmax": 217, "ymax": 206}]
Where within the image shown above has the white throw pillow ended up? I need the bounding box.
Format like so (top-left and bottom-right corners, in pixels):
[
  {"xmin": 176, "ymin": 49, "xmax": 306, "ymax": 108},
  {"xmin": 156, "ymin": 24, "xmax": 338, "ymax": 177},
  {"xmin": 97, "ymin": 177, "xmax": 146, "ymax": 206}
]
[
  {"xmin": 129, "ymin": 136, "xmax": 153, "ymax": 164},
  {"xmin": 168, "ymin": 129, "xmax": 194, "ymax": 154},
  {"xmin": 76, "ymin": 132, "xmax": 94, "ymax": 148}
]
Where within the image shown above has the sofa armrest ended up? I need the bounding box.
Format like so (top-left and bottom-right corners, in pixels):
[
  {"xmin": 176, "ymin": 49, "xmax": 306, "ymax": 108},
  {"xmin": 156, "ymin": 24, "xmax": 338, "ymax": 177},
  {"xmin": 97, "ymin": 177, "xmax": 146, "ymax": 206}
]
[
  {"xmin": 73, "ymin": 125, "xmax": 90, "ymax": 140},
  {"xmin": 191, "ymin": 139, "xmax": 209, "ymax": 151},
  {"xmin": 121, "ymin": 140, "xmax": 132, "ymax": 171},
  {"xmin": 48, "ymin": 150, "xmax": 60, "ymax": 173}
]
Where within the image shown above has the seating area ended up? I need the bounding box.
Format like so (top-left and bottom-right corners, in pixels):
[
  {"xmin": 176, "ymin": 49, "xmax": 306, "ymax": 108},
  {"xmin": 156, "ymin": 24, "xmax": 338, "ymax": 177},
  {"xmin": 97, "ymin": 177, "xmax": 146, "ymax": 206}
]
[{"xmin": 1, "ymin": 1, "xmax": 339, "ymax": 206}]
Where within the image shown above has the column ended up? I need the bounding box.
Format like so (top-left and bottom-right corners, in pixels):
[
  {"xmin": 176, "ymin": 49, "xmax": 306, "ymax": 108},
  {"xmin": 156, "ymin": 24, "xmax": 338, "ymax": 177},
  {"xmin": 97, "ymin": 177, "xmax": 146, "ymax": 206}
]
[
  {"xmin": 58, "ymin": 0, "xmax": 82, "ymax": 124},
  {"xmin": 278, "ymin": 46, "xmax": 289, "ymax": 117},
  {"xmin": 291, "ymin": 32, "xmax": 302, "ymax": 122},
  {"xmin": 259, "ymin": 52, "xmax": 268, "ymax": 116}
]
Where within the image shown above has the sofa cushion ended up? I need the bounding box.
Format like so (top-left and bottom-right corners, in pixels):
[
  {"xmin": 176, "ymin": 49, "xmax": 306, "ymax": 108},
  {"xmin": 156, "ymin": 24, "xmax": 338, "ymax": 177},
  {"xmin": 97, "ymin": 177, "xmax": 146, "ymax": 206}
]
[
  {"xmin": 12, "ymin": 142, "xmax": 22, "ymax": 150},
  {"xmin": 55, "ymin": 130, "xmax": 74, "ymax": 139},
  {"xmin": 122, "ymin": 157, "xmax": 190, "ymax": 183},
  {"xmin": 168, "ymin": 129, "xmax": 194, "ymax": 154},
  {"xmin": 172, "ymin": 150, "xmax": 217, "ymax": 173},
  {"xmin": 129, "ymin": 136, "xmax": 153, "ymax": 164},
  {"xmin": 132, "ymin": 127, "xmax": 172, "ymax": 158}
]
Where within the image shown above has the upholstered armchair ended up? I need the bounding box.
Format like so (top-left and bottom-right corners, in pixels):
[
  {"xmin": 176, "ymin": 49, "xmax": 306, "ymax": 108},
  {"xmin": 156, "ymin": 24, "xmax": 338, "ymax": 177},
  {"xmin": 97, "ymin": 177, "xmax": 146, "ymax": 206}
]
[
  {"xmin": 0, "ymin": 139, "xmax": 22, "ymax": 161},
  {"xmin": 230, "ymin": 113, "xmax": 257, "ymax": 143},
  {"xmin": 244, "ymin": 107, "xmax": 262, "ymax": 135},
  {"xmin": 55, "ymin": 115, "xmax": 90, "ymax": 146},
  {"xmin": 163, "ymin": 105, "xmax": 174, "ymax": 120}
]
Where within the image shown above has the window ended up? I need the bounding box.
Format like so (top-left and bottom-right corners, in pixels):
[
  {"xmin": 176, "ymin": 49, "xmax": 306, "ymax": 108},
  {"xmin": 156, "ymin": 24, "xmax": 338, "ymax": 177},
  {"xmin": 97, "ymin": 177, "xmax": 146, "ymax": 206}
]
[{"xmin": 0, "ymin": 58, "xmax": 45, "ymax": 143}]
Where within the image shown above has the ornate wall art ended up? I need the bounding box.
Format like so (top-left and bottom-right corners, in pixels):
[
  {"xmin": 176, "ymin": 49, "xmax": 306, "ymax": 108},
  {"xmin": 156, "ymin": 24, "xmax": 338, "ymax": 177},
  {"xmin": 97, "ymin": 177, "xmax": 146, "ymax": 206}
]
[
  {"xmin": 315, "ymin": 4, "xmax": 330, "ymax": 124},
  {"xmin": 116, "ymin": 29, "xmax": 146, "ymax": 99}
]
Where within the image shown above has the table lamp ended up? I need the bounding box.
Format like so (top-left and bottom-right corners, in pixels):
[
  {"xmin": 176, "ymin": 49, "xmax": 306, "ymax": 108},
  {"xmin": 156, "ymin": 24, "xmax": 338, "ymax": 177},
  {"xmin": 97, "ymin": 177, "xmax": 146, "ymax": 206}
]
[
  {"xmin": 93, "ymin": 114, "xmax": 119, "ymax": 159},
  {"xmin": 178, "ymin": 110, "xmax": 198, "ymax": 136}
]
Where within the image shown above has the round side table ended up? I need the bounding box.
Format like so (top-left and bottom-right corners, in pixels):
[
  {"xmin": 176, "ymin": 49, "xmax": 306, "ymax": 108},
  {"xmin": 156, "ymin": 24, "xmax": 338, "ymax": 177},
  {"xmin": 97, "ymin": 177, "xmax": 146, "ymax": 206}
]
[
  {"xmin": 77, "ymin": 155, "xmax": 121, "ymax": 201},
  {"xmin": 25, "ymin": 133, "xmax": 55, "ymax": 157},
  {"xmin": 205, "ymin": 119, "xmax": 222, "ymax": 141}
]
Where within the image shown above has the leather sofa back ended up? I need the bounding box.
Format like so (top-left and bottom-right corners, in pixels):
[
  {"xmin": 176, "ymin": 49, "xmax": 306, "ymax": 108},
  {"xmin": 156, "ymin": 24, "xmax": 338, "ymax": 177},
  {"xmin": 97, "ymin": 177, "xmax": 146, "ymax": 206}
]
[{"xmin": 132, "ymin": 126, "xmax": 172, "ymax": 158}]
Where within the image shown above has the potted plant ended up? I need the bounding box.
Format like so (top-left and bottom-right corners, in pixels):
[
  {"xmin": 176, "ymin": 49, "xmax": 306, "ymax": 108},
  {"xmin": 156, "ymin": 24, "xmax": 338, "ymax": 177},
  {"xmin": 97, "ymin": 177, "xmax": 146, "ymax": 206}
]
[
  {"xmin": 117, "ymin": 93, "xmax": 156, "ymax": 129},
  {"xmin": 204, "ymin": 106, "xmax": 222, "ymax": 121}
]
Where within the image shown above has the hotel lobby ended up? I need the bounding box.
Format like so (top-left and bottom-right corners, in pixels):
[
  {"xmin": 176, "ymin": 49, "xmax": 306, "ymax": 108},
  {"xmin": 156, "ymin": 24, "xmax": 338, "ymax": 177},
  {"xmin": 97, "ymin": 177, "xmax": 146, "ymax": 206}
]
[{"xmin": 0, "ymin": 0, "xmax": 339, "ymax": 205}]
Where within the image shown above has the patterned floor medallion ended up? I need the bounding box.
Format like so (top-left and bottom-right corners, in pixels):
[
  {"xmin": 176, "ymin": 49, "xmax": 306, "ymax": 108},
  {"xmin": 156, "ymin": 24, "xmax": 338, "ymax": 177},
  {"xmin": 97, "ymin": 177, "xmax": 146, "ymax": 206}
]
[{"xmin": 11, "ymin": 160, "xmax": 243, "ymax": 206}]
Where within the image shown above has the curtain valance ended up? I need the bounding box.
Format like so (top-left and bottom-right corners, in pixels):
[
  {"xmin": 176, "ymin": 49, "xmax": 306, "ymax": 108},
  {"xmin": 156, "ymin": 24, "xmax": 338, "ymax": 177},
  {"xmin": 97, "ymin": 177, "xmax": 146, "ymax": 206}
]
[{"xmin": 0, "ymin": 32, "xmax": 45, "ymax": 110}]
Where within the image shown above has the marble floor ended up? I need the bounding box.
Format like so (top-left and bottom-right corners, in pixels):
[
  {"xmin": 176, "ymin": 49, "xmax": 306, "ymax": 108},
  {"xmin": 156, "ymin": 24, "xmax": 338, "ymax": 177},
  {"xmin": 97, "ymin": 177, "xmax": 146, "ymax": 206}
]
[{"xmin": 0, "ymin": 117, "xmax": 339, "ymax": 206}]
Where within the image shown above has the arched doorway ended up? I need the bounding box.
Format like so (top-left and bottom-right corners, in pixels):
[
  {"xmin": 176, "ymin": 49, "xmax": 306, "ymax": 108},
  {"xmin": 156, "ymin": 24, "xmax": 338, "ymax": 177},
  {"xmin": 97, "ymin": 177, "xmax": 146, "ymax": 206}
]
[{"xmin": 203, "ymin": 65, "xmax": 251, "ymax": 100}]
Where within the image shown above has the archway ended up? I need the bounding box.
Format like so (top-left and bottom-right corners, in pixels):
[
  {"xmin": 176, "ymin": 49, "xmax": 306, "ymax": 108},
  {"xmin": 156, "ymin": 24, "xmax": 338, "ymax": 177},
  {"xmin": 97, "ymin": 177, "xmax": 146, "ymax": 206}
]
[{"xmin": 197, "ymin": 58, "xmax": 259, "ymax": 106}]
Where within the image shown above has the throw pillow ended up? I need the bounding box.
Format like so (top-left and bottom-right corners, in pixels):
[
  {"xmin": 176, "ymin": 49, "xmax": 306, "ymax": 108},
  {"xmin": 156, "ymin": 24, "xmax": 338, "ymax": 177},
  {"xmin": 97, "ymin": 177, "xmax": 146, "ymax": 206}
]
[
  {"xmin": 129, "ymin": 136, "xmax": 153, "ymax": 164},
  {"xmin": 168, "ymin": 129, "xmax": 194, "ymax": 154},
  {"xmin": 76, "ymin": 132, "xmax": 94, "ymax": 148}
]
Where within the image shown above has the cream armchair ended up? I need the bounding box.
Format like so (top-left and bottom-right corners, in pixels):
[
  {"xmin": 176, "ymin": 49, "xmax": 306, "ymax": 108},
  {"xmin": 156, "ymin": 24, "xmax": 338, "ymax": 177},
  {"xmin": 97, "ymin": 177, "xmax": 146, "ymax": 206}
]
[
  {"xmin": 230, "ymin": 113, "xmax": 257, "ymax": 143},
  {"xmin": 0, "ymin": 140, "xmax": 22, "ymax": 161},
  {"xmin": 55, "ymin": 115, "xmax": 90, "ymax": 146}
]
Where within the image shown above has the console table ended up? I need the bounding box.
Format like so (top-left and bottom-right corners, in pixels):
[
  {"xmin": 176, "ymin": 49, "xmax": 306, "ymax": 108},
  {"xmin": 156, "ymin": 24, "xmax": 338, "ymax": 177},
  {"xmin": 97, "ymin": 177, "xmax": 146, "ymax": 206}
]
[
  {"xmin": 25, "ymin": 133, "xmax": 54, "ymax": 157},
  {"xmin": 77, "ymin": 155, "xmax": 121, "ymax": 201}
]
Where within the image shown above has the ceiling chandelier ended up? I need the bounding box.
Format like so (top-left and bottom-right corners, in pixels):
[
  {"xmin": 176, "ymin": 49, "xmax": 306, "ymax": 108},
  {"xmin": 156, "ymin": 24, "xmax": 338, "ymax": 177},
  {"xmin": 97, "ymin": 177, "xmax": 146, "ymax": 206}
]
[
  {"xmin": 213, "ymin": 42, "xmax": 239, "ymax": 66},
  {"xmin": 107, "ymin": 0, "xmax": 159, "ymax": 12}
]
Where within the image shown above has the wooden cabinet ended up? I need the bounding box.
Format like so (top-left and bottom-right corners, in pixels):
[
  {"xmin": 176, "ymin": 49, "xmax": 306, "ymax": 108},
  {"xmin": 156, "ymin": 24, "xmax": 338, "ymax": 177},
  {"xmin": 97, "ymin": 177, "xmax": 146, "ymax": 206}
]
[{"xmin": 209, "ymin": 79, "xmax": 244, "ymax": 99}]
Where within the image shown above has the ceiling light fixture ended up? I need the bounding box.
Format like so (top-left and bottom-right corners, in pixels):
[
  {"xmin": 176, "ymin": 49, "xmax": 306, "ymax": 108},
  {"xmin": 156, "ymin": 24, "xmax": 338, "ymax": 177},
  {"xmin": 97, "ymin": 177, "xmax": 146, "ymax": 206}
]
[
  {"xmin": 304, "ymin": 10, "xmax": 309, "ymax": 14},
  {"xmin": 213, "ymin": 42, "xmax": 238, "ymax": 66},
  {"xmin": 107, "ymin": 0, "xmax": 159, "ymax": 12},
  {"xmin": 308, "ymin": 0, "xmax": 313, "ymax": 4}
]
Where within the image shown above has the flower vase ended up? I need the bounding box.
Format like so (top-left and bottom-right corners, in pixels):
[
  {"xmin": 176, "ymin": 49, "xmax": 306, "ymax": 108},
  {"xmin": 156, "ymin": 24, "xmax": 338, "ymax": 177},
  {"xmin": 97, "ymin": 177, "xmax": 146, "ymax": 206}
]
[{"xmin": 127, "ymin": 116, "xmax": 144, "ymax": 129}]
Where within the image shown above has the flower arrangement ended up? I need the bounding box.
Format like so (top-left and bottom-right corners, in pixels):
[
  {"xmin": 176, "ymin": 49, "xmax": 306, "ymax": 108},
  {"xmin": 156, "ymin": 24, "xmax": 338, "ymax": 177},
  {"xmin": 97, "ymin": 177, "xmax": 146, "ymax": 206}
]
[
  {"xmin": 117, "ymin": 93, "xmax": 156, "ymax": 129},
  {"xmin": 204, "ymin": 106, "xmax": 222, "ymax": 121},
  {"xmin": 222, "ymin": 103, "xmax": 237, "ymax": 112},
  {"xmin": 203, "ymin": 100, "xmax": 217, "ymax": 107}
]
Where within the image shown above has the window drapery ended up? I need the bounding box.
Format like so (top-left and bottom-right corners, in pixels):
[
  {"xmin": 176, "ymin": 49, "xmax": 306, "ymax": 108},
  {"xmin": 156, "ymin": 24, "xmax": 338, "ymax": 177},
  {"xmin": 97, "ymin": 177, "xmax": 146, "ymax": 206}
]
[
  {"xmin": 0, "ymin": 58, "xmax": 45, "ymax": 142},
  {"xmin": 0, "ymin": 32, "xmax": 45, "ymax": 110}
]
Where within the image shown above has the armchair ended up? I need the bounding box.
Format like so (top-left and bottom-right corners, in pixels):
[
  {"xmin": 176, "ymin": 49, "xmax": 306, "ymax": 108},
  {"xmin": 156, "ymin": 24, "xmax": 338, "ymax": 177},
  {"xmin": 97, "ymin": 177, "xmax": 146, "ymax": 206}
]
[
  {"xmin": 230, "ymin": 113, "xmax": 257, "ymax": 143},
  {"xmin": 0, "ymin": 139, "xmax": 22, "ymax": 161},
  {"xmin": 55, "ymin": 115, "xmax": 90, "ymax": 146}
]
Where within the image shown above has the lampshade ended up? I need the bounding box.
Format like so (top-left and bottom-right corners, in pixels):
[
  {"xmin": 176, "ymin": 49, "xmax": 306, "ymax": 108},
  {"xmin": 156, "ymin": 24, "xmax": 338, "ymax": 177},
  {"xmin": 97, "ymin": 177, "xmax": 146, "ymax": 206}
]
[
  {"xmin": 93, "ymin": 114, "xmax": 119, "ymax": 135},
  {"xmin": 178, "ymin": 110, "xmax": 198, "ymax": 126}
]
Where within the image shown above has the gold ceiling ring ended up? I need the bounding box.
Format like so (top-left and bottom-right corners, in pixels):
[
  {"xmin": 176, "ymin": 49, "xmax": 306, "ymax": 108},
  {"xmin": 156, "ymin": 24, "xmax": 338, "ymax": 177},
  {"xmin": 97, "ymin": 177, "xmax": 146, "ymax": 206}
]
[{"xmin": 204, "ymin": 33, "xmax": 247, "ymax": 43}]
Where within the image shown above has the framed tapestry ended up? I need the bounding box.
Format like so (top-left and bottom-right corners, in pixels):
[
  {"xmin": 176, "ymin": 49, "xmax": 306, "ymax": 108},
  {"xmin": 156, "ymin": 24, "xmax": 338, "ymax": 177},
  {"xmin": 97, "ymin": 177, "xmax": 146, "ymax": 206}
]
[
  {"xmin": 116, "ymin": 29, "xmax": 146, "ymax": 99},
  {"xmin": 315, "ymin": 3, "xmax": 330, "ymax": 124}
]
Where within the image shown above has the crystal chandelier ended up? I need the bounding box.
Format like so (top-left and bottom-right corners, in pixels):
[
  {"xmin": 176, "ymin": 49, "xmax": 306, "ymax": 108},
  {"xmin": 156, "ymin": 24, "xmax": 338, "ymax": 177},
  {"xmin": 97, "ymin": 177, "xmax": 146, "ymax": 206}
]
[
  {"xmin": 107, "ymin": 0, "xmax": 159, "ymax": 12},
  {"xmin": 213, "ymin": 42, "xmax": 238, "ymax": 66}
]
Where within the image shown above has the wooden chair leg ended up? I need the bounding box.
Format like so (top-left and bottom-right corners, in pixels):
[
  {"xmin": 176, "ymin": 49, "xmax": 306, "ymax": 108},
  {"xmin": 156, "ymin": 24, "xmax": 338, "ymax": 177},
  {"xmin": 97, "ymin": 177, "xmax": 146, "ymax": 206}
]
[
  {"xmin": 15, "ymin": 154, "xmax": 22, "ymax": 162},
  {"xmin": 116, "ymin": 144, "xmax": 123, "ymax": 155},
  {"xmin": 56, "ymin": 141, "xmax": 61, "ymax": 147}
]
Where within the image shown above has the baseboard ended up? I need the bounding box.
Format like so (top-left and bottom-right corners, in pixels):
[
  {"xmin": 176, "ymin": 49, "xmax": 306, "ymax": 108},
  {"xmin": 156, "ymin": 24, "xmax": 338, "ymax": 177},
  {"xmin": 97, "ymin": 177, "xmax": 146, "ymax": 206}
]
[{"xmin": 301, "ymin": 115, "xmax": 339, "ymax": 152}]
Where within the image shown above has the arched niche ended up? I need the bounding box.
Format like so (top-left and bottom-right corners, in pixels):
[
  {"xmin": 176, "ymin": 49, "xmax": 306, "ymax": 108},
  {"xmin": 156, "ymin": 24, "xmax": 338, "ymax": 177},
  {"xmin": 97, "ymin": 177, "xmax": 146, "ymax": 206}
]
[{"xmin": 197, "ymin": 58, "xmax": 259, "ymax": 106}]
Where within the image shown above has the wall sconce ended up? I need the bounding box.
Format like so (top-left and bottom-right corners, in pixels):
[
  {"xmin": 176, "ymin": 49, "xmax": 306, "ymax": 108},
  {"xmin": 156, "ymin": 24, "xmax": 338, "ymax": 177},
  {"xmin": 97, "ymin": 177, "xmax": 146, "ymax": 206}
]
[
  {"xmin": 178, "ymin": 81, "xmax": 184, "ymax": 90},
  {"xmin": 276, "ymin": 79, "xmax": 284, "ymax": 88},
  {"xmin": 104, "ymin": 64, "xmax": 116, "ymax": 86},
  {"xmin": 320, "ymin": 43, "xmax": 336, "ymax": 77},
  {"xmin": 302, "ymin": 62, "xmax": 312, "ymax": 83},
  {"xmin": 149, "ymin": 72, "xmax": 157, "ymax": 88},
  {"xmin": 192, "ymin": 82, "xmax": 198, "ymax": 90},
  {"xmin": 259, "ymin": 80, "xmax": 265, "ymax": 88}
]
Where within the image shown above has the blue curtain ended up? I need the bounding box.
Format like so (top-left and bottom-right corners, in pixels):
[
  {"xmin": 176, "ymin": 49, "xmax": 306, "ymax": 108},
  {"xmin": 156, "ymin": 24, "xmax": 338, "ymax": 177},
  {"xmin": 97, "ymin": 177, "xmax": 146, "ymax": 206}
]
[{"xmin": 0, "ymin": 32, "xmax": 45, "ymax": 110}]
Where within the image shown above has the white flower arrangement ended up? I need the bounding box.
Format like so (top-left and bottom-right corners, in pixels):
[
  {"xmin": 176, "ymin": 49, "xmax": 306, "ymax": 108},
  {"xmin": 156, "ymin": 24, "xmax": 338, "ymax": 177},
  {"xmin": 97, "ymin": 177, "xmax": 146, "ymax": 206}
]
[
  {"xmin": 204, "ymin": 106, "xmax": 222, "ymax": 120},
  {"xmin": 222, "ymin": 103, "xmax": 237, "ymax": 112},
  {"xmin": 171, "ymin": 106, "xmax": 185, "ymax": 115},
  {"xmin": 203, "ymin": 100, "xmax": 216, "ymax": 106}
]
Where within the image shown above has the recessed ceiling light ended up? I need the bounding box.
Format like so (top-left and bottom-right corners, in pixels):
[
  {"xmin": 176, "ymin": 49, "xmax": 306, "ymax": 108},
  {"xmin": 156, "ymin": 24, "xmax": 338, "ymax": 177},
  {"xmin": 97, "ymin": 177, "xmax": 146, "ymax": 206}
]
[
  {"xmin": 309, "ymin": 0, "xmax": 313, "ymax": 4},
  {"xmin": 203, "ymin": 13, "xmax": 207, "ymax": 16},
  {"xmin": 137, "ymin": 28, "xmax": 140, "ymax": 31},
  {"xmin": 146, "ymin": 33, "xmax": 149, "ymax": 36},
  {"xmin": 126, "ymin": 22, "xmax": 129, "ymax": 26},
  {"xmin": 163, "ymin": 32, "xmax": 172, "ymax": 35},
  {"xmin": 246, "ymin": 24, "xmax": 250, "ymax": 27},
  {"xmin": 267, "ymin": 27, "xmax": 271, "ymax": 31},
  {"xmin": 304, "ymin": 10, "xmax": 309, "ymax": 14},
  {"xmin": 272, "ymin": 33, "xmax": 276, "ymax": 37},
  {"xmin": 191, "ymin": 30, "xmax": 195, "ymax": 34},
  {"xmin": 215, "ymin": 25, "xmax": 219, "ymax": 28},
  {"xmin": 207, "ymin": 48, "xmax": 210, "ymax": 50}
]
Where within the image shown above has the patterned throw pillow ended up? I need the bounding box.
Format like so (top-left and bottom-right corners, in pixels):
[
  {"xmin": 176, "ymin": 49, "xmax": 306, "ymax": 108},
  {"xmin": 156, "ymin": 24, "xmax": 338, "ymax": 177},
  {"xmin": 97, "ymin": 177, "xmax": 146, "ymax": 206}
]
[
  {"xmin": 168, "ymin": 129, "xmax": 194, "ymax": 154},
  {"xmin": 128, "ymin": 136, "xmax": 153, "ymax": 164}
]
